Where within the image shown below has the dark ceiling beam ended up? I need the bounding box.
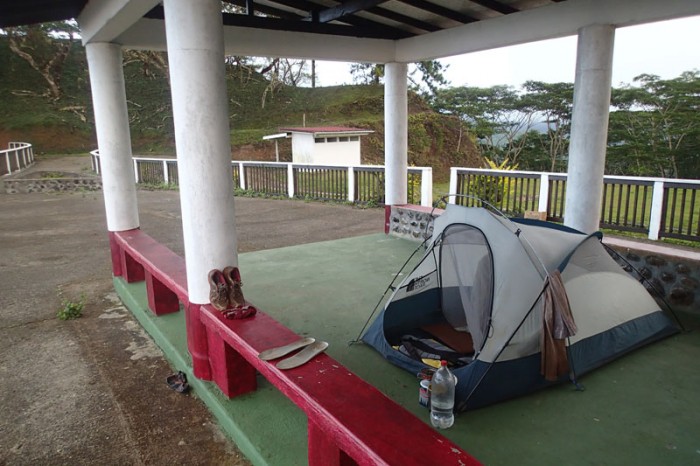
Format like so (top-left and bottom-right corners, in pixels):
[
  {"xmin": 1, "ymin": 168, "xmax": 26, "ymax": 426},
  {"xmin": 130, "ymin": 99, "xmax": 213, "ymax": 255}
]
[
  {"xmin": 245, "ymin": 0, "xmax": 255, "ymax": 16},
  {"xmin": 0, "ymin": 1, "xmax": 87, "ymax": 28},
  {"xmin": 266, "ymin": 0, "xmax": 325, "ymax": 14},
  {"xmin": 267, "ymin": 0, "xmax": 413, "ymax": 36},
  {"xmin": 145, "ymin": 5, "xmax": 410, "ymax": 40},
  {"xmin": 468, "ymin": 0, "xmax": 518, "ymax": 15},
  {"xmin": 396, "ymin": 0, "xmax": 477, "ymax": 24},
  {"xmin": 220, "ymin": 11, "xmax": 406, "ymax": 39},
  {"xmin": 274, "ymin": 0, "xmax": 442, "ymax": 32},
  {"xmin": 316, "ymin": 0, "xmax": 389, "ymax": 23},
  {"xmin": 365, "ymin": 5, "xmax": 441, "ymax": 32}
]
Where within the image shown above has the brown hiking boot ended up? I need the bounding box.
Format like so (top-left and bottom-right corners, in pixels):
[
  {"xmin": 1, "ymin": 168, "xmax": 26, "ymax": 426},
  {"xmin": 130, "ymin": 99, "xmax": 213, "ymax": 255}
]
[
  {"xmin": 208, "ymin": 269, "xmax": 229, "ymax": 311},
  {"xmin": 223, "ymin": 266, "xmax": 246, "ymax": 308}
]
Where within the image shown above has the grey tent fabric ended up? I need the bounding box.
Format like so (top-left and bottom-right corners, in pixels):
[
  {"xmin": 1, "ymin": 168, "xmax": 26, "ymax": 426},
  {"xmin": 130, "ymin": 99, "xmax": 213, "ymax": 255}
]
[
  {"xmin": 362, "ymin": 205, "xmax": 679, "ymax": 410},
  {"xmin": 439, "ymin": 225, "xmax": 492, "ymax": 352}
]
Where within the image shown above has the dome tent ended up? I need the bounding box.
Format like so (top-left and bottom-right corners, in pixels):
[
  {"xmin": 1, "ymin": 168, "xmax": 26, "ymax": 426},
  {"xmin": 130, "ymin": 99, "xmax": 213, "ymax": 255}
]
[{"xmin": 362, "ymin": 204, "xmax": 678, "ymax": 411}]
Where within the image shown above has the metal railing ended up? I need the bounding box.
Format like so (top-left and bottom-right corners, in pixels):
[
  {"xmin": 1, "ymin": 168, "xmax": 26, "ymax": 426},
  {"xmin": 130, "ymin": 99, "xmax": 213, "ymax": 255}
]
[
  {"xmin": 90, "ymin": 152, "xmax": 433, "ymax": 207},
  {"xmin": 449, "ymin": 167, "xmax": 700, "ymax": 242},
  {"xmin": 1, "ymin": 142, "xmax": 34, "ymax": 176}
]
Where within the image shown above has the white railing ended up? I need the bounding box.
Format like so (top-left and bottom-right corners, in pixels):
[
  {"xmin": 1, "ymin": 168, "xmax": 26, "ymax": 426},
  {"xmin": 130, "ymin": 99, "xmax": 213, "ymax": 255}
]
[
  {"xmin": 90, "ymin": 152, "xmax": 433, "ymax": 207},
  {"xmin": 449, "ymin": 167, "xmax": 700, "ymax": 242},
  {"xmin": 1, "ymin": 142, "xmax": 34, "ymax": 176}
]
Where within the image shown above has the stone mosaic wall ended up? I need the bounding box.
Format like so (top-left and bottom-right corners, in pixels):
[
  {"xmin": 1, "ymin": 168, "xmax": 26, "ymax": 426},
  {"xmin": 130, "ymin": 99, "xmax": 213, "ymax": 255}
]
[
  {"xmin": 389, "ymin": 206, "xmax": 438, "ymax": 241},
  {"xmin": 4, "ymin": 178, "xmax": 102, "ymax": 194},
  {"xmin": 618, "ymin": 250, "xmax": 699, "ymax": 314}
]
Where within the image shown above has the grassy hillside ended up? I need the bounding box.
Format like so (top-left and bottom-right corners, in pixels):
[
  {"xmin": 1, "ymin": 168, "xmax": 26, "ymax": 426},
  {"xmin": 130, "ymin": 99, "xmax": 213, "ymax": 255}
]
[{"xmin": 0, "ymin": 38, "xmax": 481, "ymax": 180}]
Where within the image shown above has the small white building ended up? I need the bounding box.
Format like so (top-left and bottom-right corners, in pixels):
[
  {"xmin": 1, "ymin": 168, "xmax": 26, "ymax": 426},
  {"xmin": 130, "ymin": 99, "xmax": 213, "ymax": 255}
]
[{"xmin": 277, "ymin": 126, "xmax": 373, "ymax": 166}]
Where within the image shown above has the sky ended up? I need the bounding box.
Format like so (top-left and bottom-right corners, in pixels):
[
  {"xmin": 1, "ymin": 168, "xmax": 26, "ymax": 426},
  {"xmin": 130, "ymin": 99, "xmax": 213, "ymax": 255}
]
[{"xmin": 314, "ymin": 15, "xmax": 700, "ymax": 89}]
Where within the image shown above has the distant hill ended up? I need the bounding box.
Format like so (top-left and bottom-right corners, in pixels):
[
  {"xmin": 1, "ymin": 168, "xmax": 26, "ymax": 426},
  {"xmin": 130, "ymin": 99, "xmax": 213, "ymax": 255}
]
[{"xmin": 0, "ymin": 38, "xmax": 482, "ymax": 180}]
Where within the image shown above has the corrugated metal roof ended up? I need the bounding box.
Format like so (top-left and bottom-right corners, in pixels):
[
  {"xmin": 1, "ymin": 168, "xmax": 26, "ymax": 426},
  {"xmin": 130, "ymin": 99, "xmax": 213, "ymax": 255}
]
[{"xmin": 279, "ymin": 126, "xmax": 373, "ymax": 134}]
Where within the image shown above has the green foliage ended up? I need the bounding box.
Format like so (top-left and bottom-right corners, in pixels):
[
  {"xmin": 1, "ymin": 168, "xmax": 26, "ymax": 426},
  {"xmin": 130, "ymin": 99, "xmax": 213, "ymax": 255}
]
[
  {"xmin": 468, "ymin": 157, "xmax": 519, "ymax": 206},
  {"xmin": 351, "ymin": 60, "xmax": 449, "ymax": 97},
  {"xmin": 57, "ymin": 293, "xmax": 85, "ymax": 320},
  {"xmin": 431, "ymin": 81, "xmax": 574, "ymax": 172},
  {"xmin": 608, "ymin": 71, "xmax": 700, "ymax": 178},
  {"xmin": 139, "ymin": 182, "xmax": 179, "ymax": 191},
  {"xmin": 40, "ymin": 171, "xmax": 64, "ymax": 179}
]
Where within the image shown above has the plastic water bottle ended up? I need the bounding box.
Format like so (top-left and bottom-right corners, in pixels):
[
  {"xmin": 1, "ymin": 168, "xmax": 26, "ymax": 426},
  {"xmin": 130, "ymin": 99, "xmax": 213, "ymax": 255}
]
[{"xmin": 430, "ymin": 360, "xmax": 455, "ymax": 429}]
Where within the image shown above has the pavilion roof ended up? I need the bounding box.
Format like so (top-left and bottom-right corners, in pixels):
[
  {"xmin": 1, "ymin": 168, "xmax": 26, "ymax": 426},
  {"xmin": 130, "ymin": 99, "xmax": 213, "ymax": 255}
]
[{"xmin": 1, "ymin": 0, "xmax": 558, "ymax": 39}]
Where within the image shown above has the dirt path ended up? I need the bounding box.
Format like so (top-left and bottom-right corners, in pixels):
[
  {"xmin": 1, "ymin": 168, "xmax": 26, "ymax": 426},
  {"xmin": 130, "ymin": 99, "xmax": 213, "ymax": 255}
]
[{"xmin": 0, "ymin": 156, "xmax": 384, "ymax": 465}]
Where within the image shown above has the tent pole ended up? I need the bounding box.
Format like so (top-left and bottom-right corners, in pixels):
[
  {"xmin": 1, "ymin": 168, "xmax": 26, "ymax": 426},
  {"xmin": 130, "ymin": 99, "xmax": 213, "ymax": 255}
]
[
  {"xmin": 458, "ymin": 285, "xmax": 547, "ymax": 411},
  {"xmin": 351, "ymin": 235, "xmax": 432, "ymax": 345},
  {"xmin": 602, "ymin": 244, "xmax": 685, "ymax": 331}
]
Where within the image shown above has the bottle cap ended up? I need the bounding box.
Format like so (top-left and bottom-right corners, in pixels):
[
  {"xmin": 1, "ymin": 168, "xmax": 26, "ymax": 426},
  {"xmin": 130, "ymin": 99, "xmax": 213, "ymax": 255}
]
[{"xmin": 440, "ymin": 360, "xmax": 447, "ymax": 367}]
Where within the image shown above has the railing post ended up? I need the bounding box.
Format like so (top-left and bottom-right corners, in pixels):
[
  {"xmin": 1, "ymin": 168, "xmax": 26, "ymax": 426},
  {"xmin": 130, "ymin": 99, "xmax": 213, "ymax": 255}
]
[
  {"xmin": 5, "ymin": 153, "xmax": 11, "ymax": 175},
  {"xmin": 21, "ymin": 147, "xmax": 27, "ymax": 167},
  {"xmin": 14, "ymin": 150, "xmax": 20, "ymax": 171},
  {"xmin": 239, "ymin": 162, "xmax": 246, "ymax": 190},
  {"xmin": 448, "ymin": 167, "xmax": 458, "ymax": 204},
  {"xmin": 538, "ymin": 173, "xmax": 550, "ymax": 213},
  {"xmin": 287, "ymin": 163, "xmax": 295, "ymax": 198},
  {"xmin": 420, "ymin": 167, "xmax": 433, "ymax": 207},
  {"xmin": 29, "ymin": 145, "xmax": 34, "ymax": 163},
  {"xmin": 347, "ymin": 166, "xmax": 355, "ymax": 203},
  {"xmin": 133, "ymin": 158, "xmax": 139, "ymax": 183},
  {"xmin": 648, "ymin": 180, "xmax": 665, "ymax": 241},
  {"xmin": 162, "ymin": 160, "xmax": 169, "ymax": 184}
]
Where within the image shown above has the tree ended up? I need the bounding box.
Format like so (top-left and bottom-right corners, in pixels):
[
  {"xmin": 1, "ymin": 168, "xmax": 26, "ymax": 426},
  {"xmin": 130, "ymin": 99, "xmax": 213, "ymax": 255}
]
[
  {"xmin": 609, "ymin": 71, "xmax": 700, "ymax": 178},
  {"xmin": 350, "ymin": 63, "xmax": 384, "ymax": 85},
  {"xmin": 430, "ymin": 85, "xmax": 535, "ymax": 165},
  {"xmin": 2, "ymin": 21, "xmax": 79, "ymax": 100},
  {"xmin": 123, "ymin": 50, "xmax": 169, "ymax": 80},
  {"xmin": 518, "ymin": 81, "xmax": 573, "ymax": 172},
  {"xmin": 409, "ymin": 60, "xmax": 449, "ymax": 96},
  {"xmin": 350, "ymin": 60, "xmax": 450, "ymax": 96}
]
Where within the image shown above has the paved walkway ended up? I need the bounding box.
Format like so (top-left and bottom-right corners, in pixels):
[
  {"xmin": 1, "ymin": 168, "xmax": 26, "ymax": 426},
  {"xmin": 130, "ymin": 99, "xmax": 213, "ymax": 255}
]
[{"xmin": 0, "ymin": 156, "xmax": 383, "ymax": 465}]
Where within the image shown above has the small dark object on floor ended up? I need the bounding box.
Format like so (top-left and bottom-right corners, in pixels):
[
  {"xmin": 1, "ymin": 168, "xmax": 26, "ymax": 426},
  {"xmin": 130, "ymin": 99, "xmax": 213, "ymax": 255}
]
[{"xmin": 166, "ymin": 371, "xmax": 190, "ymax": 393}]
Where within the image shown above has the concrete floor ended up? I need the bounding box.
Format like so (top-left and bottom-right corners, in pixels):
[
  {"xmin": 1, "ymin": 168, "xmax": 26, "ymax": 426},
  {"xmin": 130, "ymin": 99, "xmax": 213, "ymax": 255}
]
[
  {"xmin": 0, "ymin": 155, "xmax": 384, "ymax": 465},
  {"xmin": 119, "ymin": 233, "xmax": 700, "ymax": 466},
  {"xmin": 4, "ymin": 155, "xmax": 699, "ymax": 465}
]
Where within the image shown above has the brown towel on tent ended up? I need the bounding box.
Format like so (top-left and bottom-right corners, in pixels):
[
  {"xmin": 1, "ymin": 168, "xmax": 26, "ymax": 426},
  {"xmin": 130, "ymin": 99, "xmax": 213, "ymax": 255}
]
[{"xmin": 540, "ymin": 270, "xmax": 577, "ymax": 381}]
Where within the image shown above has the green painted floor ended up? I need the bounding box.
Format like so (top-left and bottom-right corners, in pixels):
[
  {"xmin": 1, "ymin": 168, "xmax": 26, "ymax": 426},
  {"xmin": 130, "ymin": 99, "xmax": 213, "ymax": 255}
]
[{"xmin": 116, "ymin": 233, "xmax": 700, "ymax": 466}]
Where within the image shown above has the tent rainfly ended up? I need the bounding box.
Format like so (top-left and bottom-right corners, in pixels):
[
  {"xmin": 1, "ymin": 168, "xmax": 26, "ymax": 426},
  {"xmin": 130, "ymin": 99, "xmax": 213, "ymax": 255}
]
[{"xmin": 362, "ymin": 204, "xmax": 679, "ymax": 411}]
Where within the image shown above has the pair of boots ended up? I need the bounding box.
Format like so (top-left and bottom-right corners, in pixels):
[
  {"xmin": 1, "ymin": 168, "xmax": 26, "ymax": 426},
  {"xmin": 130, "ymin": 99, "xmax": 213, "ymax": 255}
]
[{"xmin": 208, "ymin": 266, "xmax": 246, "ymax": 311}]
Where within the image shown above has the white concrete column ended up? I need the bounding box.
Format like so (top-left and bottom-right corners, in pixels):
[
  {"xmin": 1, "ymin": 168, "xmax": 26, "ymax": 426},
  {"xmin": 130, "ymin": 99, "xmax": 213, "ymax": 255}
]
[
  {"xmin": 164, "ymin": 0, "xmax": 237, "ymax": 304},
  {"xmin": 384, "ymin": 62, "xmax": 408, "ymax": 206},
  {"xmin": 564, "ymin": 24, "xmax": 615, "ymax": 233},
  {"xmin": 85, "ymin": 42, "xmax": 139, "ymax": 232}
]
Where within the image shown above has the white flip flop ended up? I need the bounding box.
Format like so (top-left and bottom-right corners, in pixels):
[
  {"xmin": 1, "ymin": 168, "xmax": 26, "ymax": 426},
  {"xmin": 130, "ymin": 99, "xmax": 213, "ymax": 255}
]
[
  {"xmin": 276, "ymin": 341, "xmax": 329, "ymax": 370},
  {"xmin": 258, "ymin": 337, "xmax": 315, "ymax": 361}
]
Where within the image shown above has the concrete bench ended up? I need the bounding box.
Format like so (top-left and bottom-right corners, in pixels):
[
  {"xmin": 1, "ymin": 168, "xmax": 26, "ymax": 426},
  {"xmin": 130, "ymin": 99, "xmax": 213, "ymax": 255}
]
[
  {"xmin": 201, "ymin": 306, "xmax": 480, "ymax": 466},
  {"xmin": 109, "ymin": 228, "xmax": 480, "ymax": 465},
  {"xmin": 111, "ymin": 229, "xmax": 188, "ymax": 315}
]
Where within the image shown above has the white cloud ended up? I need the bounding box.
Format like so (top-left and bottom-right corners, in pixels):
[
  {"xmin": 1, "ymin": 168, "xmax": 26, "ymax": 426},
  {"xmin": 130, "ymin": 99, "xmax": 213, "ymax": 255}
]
[{"xmin": 314, "ymin": 15, "xmax": 700, "ymax": 89}]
